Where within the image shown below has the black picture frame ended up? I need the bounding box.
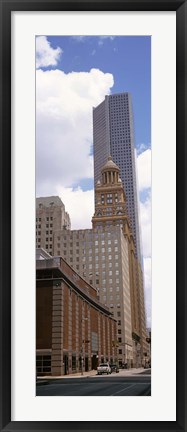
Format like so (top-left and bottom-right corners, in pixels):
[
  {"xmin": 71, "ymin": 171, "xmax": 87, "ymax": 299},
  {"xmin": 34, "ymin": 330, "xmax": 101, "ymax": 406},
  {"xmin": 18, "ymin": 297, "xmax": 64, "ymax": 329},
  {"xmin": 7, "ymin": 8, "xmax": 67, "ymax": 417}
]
[{"xmin": 0, "ymin": 1, "xmax": 186, "ymax": 431}]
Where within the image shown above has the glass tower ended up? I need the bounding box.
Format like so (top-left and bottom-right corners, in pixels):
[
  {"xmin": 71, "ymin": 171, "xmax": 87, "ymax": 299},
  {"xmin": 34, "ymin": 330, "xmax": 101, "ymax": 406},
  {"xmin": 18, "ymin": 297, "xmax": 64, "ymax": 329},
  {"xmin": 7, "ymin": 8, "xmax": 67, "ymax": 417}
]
[{"xmin": 93, "ymin": 92, "xmax": 142, "ymax": 263}]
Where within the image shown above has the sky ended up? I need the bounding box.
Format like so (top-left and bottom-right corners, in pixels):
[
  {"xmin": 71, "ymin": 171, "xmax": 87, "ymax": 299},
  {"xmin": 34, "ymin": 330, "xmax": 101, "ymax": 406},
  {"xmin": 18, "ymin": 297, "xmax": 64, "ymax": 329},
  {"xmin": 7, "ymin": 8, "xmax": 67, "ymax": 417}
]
[{"xmin": 36, "ymin": 35, "xmax": 151, "ymax": 327}]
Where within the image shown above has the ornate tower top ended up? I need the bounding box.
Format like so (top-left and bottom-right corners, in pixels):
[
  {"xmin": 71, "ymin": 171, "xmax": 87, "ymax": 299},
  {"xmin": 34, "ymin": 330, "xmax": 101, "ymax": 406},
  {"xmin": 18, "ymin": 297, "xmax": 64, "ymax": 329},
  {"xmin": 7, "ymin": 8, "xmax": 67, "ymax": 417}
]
[
  {"xmin": 92, "ymin": 157, "xmax": 134, "ymax": 247},
  {"xmin": 100, "ymin": 156, "xmax": 121, "ymax": 186}
]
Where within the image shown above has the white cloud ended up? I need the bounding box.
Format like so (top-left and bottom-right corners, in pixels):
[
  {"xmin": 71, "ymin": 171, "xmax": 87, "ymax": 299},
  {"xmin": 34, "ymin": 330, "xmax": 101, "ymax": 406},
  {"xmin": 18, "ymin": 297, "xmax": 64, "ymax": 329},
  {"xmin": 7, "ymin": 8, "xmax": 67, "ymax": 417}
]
[
  {"xmin": 36, "ymin": 67, "xmax": 114, "ymax": 195},
  {"xmin": 36, "ymin": 36, "xmax": 62, "ymax": 69},
  {"xmin": 136, "ymin": 143, "xmax": 148, "ymax": 155},
  {"xmin": 56, "ymin": 186, "xmax": 94, "ymax": 230},
  {"xmin": 98, "ymin": 36, "xmax": 115, "ymax": 45},
  {"xmin": 71, "ymin": 36, "xmax": 87, "ymax": 42},
  {"xmin": 137, "ymin": 148, "xmax": 151, "ymax": 191},
  {"xmin": 136, "ymin": 148, "xmax": 152, "ymax": 326},
  {"xmin": 139, "ymin": 191, "xmax": 151, "ymax": 258}
]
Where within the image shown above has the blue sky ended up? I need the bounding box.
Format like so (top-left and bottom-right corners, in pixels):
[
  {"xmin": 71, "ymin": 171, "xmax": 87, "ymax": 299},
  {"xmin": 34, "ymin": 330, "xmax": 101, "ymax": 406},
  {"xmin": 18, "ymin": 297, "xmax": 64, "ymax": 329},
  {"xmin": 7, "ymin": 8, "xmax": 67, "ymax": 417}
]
[
  {"xmin": 36, "ymin": 35, "xmax": 151, "ymax": 326},
  {"xmin": 40, "ymin": 35, "xmax": 151, "ymax": 149}
]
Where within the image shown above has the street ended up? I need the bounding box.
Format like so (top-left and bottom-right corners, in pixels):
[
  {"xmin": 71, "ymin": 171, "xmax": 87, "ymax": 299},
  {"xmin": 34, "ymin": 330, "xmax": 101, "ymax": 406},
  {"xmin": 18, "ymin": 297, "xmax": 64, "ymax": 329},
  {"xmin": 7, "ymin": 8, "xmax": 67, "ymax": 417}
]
[{"xmin": 36, "ymin": 369, "xmax": 151, "ymax": 396}]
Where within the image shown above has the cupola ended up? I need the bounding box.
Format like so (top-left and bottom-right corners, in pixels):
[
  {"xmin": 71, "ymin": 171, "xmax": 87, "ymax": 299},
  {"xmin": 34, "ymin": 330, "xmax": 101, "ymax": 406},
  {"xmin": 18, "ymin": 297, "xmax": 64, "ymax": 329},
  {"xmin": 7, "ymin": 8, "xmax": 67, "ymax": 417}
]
[{"xmin": 101, "ymin": 156, "xmax": 120, "ymax": 185}]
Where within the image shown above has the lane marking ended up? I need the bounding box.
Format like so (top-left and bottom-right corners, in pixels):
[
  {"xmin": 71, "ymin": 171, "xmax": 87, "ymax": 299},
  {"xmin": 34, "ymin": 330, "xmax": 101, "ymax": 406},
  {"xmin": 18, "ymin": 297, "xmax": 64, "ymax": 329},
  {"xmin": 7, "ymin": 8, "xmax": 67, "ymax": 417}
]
[{"xmin": 111, "ymin": 383, "xmax": 136, "ymax": 396}]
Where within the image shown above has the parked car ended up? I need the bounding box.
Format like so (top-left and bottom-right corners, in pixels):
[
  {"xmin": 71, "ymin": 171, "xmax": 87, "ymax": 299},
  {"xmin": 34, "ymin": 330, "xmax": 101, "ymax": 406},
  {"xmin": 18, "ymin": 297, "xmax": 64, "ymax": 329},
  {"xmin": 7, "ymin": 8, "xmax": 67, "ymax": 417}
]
[
  {"xmin": 97, "ymin": 363, "xmax": 112, "ymax": 375},
  {"xmin": 110, "ymin": 364, "xmax": 119, "ymax": 373}
]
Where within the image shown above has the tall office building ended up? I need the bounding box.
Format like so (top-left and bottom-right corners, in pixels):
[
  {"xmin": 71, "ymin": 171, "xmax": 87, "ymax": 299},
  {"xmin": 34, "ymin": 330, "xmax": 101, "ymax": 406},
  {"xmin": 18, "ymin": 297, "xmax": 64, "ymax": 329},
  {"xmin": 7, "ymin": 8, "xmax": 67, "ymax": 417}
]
[
  {"xmin": 93, "ymin": 93, "xmax": 141, "ymax": 263},
  {"xmin": 36, "ymin": 196, "xmax": 71, "ymax": 254}
]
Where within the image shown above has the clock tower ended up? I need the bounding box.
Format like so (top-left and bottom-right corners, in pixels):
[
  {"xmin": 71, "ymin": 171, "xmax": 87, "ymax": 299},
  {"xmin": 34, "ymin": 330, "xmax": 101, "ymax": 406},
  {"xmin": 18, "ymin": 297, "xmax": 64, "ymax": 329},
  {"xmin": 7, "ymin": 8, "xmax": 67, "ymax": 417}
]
[
  {"xmin": 92, "ymin": 156, "xmax": 143, "ymax": 366},
  {"xmin": 92, "ymin": 156, "xmax": 133, "ymax": 246}
]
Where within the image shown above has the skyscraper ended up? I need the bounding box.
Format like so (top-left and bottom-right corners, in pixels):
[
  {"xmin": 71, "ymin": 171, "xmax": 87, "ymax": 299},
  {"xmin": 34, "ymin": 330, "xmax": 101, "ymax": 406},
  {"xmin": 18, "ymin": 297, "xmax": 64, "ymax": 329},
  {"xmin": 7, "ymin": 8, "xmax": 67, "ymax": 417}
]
[{"xmin": 93, "ymin": 93, "xmax": 142, "ymax": 263}]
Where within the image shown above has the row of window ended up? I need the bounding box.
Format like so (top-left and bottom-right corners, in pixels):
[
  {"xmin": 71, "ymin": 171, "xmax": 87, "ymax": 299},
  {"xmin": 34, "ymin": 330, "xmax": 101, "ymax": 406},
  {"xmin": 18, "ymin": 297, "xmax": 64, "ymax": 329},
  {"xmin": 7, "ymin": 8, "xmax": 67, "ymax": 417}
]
[
  {"xmin": 36, "ymin": 217, "xmax": 53, "ymax": 222},
  {"xmin": 102, "ymin": 295, "xmax": 120, "ymax": 301}
]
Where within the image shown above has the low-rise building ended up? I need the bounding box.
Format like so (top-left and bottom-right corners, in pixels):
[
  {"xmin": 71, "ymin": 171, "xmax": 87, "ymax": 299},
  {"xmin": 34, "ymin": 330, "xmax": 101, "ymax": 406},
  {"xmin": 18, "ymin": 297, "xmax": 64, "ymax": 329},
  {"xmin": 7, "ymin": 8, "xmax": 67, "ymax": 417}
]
[{"xmin": 36, "ymin": 249, "xmax": 117, "ymax": 376}]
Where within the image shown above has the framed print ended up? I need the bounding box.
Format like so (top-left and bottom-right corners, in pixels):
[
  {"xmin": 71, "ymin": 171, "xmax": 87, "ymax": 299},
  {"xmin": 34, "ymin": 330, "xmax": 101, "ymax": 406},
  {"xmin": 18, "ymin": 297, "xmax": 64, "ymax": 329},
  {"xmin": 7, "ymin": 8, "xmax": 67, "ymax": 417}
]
[{"xmin": 0, "ymin": 0, "xmax": 186, "ymax": 431}]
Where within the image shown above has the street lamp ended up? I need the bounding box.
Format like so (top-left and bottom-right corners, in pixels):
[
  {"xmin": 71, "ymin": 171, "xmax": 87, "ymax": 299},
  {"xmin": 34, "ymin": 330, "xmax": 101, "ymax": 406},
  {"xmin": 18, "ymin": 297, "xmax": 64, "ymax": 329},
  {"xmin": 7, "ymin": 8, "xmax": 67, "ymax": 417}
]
[{"xmin": 81, "ymin": 317, "xmax": 88, "ymax": 376}]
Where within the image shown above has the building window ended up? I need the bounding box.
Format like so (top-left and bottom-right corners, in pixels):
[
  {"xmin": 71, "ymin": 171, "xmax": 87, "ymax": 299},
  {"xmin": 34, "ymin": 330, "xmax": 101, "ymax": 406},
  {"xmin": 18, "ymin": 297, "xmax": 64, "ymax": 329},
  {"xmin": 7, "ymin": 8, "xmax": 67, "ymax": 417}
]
[
  {"xmin": 36, "ymin": 355, "xmax": 51, "ymax": 376},
  {"xmin": 107, "ymin": 193, "xmax": 112, "ymax": 204}
]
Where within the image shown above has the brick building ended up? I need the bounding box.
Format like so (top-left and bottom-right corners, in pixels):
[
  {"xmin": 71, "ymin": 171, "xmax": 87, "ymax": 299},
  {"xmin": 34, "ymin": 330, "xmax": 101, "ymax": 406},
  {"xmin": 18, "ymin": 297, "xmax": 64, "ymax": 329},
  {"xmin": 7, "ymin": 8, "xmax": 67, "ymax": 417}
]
[{"xmin": 36, "ymin": 249, "xmax": 117, "ymax": 376}]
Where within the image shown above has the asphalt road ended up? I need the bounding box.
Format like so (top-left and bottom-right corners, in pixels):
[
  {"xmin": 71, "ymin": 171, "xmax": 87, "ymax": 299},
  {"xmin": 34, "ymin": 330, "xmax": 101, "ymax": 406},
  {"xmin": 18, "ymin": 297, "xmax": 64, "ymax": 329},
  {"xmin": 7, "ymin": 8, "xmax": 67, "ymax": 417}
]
[{"xmin": 36, "ymin": 373, "xmax": 151, "ymax": 396}]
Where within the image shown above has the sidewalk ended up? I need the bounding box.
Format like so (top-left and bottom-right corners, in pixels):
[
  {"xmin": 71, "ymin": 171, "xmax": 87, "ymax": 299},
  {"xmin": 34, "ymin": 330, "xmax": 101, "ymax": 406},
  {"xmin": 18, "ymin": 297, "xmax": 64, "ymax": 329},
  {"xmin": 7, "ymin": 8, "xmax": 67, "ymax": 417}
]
[{"xmin": 37, "ymin": 367, "xmax": 148, "ymax": 381}]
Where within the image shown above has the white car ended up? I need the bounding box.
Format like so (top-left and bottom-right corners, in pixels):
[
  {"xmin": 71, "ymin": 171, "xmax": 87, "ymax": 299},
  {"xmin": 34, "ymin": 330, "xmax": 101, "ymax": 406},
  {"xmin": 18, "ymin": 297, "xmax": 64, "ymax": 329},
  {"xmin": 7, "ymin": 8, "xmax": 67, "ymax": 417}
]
[{"xmin": 97, "ymin": 363, "xmax": 112, "ymax": 375}]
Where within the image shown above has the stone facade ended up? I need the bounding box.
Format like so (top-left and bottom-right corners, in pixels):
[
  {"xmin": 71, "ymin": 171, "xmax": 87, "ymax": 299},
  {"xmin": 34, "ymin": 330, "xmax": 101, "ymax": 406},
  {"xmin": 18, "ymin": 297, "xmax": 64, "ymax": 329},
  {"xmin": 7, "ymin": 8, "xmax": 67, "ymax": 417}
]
[{"xmin": 36, "ymin": 196, "xmax": 71, "ymax": 254}]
